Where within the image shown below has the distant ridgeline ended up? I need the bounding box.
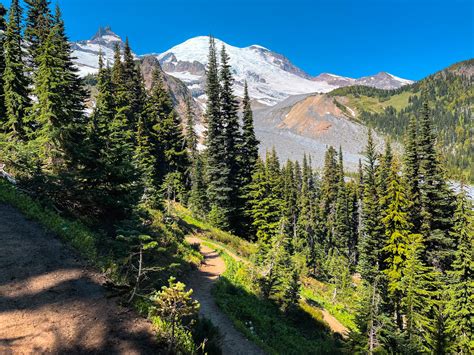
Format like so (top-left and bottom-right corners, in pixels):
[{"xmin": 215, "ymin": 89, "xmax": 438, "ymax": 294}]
[{"xmin": 330, "ymin": 59, "xmax": 474, "ymax": 182}]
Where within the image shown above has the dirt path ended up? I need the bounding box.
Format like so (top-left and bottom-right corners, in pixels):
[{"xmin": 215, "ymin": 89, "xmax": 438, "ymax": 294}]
[
  {"xmin": 189, "ymin": 236, "xmax": 348, "ymax": 338},
  {"xmin": 185, "ymin": 236, "xmax": 265, "ymax": 355},
  {"xmin": 0, "ymin": 204, "xmax": 161, "ymax": 354}
]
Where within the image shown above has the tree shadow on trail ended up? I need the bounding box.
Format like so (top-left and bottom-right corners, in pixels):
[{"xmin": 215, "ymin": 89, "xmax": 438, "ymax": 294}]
[{"xmin": 0, "ymin": 203, "xmax": 164, "ymax": 354}]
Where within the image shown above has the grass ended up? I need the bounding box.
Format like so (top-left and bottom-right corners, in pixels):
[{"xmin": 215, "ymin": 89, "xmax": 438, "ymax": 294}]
[
  {"xmin": 0, "ymin": 180, "xmax": 101, "ymax": 264},
  {"xmin": 301, "ymin": 278, "xmax": 358, "ymax": 331},
  {"xmin": 205, "ymin": 245, "xmax": 344, "ymax": 354},
  {"xmin": 346, "ymin": 91, "xmax": 413, "ymax": 115},
  {"xmin": 173, "ymin": 203, "xmax": 257, "ymax": 259}
]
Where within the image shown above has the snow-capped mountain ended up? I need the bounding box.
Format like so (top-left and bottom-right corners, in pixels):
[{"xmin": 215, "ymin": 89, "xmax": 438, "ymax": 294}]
[
  {"xmin": 71, "ymin": 26, "xmax": 136, "ymax": 76},
  {"xmin": 354, "ymin": 72, "xmax": 413, "ymax": 89},
  {"xmin": 71, "ymin": 28, "xmax": 413, "ymax": 105},
  {"xmin": 155, "ymin": 36, "xmax": 337, "ymax": 106},
  {"xmin": 312, "ymin": 72, "xmax": 414, "ymax": 89}
]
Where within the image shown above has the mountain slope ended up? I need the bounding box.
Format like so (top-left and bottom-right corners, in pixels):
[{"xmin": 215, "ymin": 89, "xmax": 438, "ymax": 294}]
[
  {"xmin": 274, "ymin": 59, "xmax": 473, "ymax": 179},
  {"xmin": 72, "ymin": 29, "xmax": 413, "ymax": 106},
  {"xmin": 155, "ymin": 36, "xmax": 337, "ymax": 105}
]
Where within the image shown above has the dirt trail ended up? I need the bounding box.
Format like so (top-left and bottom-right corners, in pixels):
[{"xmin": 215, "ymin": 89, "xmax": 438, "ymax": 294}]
[
  {"xmin": 185, "ymin": 236, "xmax": 265, "ymax": 355},
  {"xmin": 188, "ymin": 236, "xmax": 348, "ymax": 338},
  {"xmin": 0, "ymin": 204, "xmax": 161, "ymax": 354}
]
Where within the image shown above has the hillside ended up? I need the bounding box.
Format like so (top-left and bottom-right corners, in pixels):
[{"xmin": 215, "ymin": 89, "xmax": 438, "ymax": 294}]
[
  {"xmin": 261, "ymin": 59, "xmax": 473, "ymax": 178},
  {"xmin": 329, "ymin": 59, "xmax": 474, "ymax": 180}
]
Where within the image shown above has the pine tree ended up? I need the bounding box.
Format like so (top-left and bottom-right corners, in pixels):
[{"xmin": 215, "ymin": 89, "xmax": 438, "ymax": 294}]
[
  {"xmin": 84, "ymin": 54, "xmax": 139, "ymax": 223},
  {"xmin": 358, "ymin": 130, "xmax": 384, "ymax": 282},
  {"xmin": 24, "ymin": 0, "xmax": 52, "ymax": 67},
  {"xmin": 248, "ymin": 154, "xmax": 283, "ymax": 243},
  {"xmin": 403, "ymin": 115, "xmax": 422, "ymax": 230},
  {"xmin": 296, "ymin": 154, "xmax": 317, "ymax": 252},
  {"xmin": 351, "ymin": 277, "xmax": 394, "ymax": 354},
  {"xmin": 205, "ymin": 37, "xmax": 231, "ymax": 229},
  {"xmin": 418, "ymin": 103, "xmax": 455, "ymax": 270},
  {"xmin": 121, "ymin": 37, "xmax": 146, "ymax": 132},
  {"xmin": 31, "ymin": 6, "xmax": 87, "ymax": 180},
  {"xmin": 240, "ymin": 80, "xmax": 259, "ymax": 187},
  {"xmin": 400, "ymin": 233, "xmax": 439, "ymax": 352},
  {"xmin": 188, "ymin": 152, "xmax": 208, "ymax": 217},
  {"xmin": 382, "ymin": 159, "xmax": 419, "ymax": 328},
  {"xmin": 334, "ymin": 147, "xmax": 351, "ymax": 258},
  {"xmin": 0, "ymin": 3, "xmax": 7, "ymax": 120},
  {"xmin": 219, "ymin": 45, "xmax": 242, "ymax": 231},
  {"xmin": 320, "ymin": 146, "xmax": 339, "ymax": 250},
  {"xmin": 147, "ymin": 68, "xmax": 189, "ymax": 190},
  {"xmin": 377, "ymin": 141, "xmax": 393, "ymax": 216},
  {"xmin": 50, "ymin": 5, "xmax": 88, "ymax": 177},
  {"xmin": 446, "ymin": 188, "xmax": 473, "ymax": 354},
  {"xmin": 2, "ymin": 0, "xmax": 30, "ymax": 140},
  {"xmin": 184, "ymin": 97, "xmax": 198, "ymax": 158}
]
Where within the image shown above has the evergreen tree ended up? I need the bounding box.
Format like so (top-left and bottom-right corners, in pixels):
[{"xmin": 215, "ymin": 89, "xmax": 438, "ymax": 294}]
[
  {"xmin": 319, "ymin": 146, "xmax": 339, "ymax": 250},
  {"xmin": 2, "ymin": 0, "xmax": 30, "ymax": 140},
  {"xmin": 219, "ymin": 45, "xmax": 242, "ymax": 231},
  {"xmin": 84, "ymin": 54, "xmax": 139, "ymax": 223},
  {"xmin": 296, "ymin": 154, "xmax": 317, "ymax": 252},
  {"xmin": 418, "ymin": 103, "xmax": 455, "ymax": 270},
  {"xmin": 205, "ymin": 37, "xmax": 231, "ymax": 229},
  {"xmin": 31, "ymin": 5, "xmax": 87, "ymax": 180},
  {"xmin": 121, "ymin": 37, "xmax": 146, "ymax": 132},
  {"xmin": 358, "ymin": 130, "xmax": 383, "ymax": 282},
  {"xmin": 382, "ymin": 159, "xmax": 419, "ymax": 328},
  {"xmin": 334, "ymin": 147, "xmax": 351, "ymax": 258},
  {"xmin": 400, "ymin": 233, "xmax": 439, "ymax": 352},
  {"xmin": 0, "ymin": 3, "xmax": 7, "ymax": 120},
  {"xmin": 377, "ymin": 141, "xmax": 393, "ymax": 217},
  {"xmin": 184, "ymin": 97, "xmax": 198, "ymax": 158},
  {"xmin": 147, "ymin": 68, "xmax": 189, "ymax": 190},
  {"xmin": 240, "ymin": 80, "xmax": 259, "ymax": 187},
  {"xmin": 188, "ymin": 153, "xmax": 208, "ymax": 217},
  {"xmin": 248, "ymin": 154, "xmax": 283, "ymax": 244},
  {"xmin": 404, "ymin": 116, "xmax": 422, "ymax": 233},
  {"xmin": 446, "ymin": 188, "xmax": 473, "ymax": 354},
  {"xmin": 24, "ymin": 0, "xmax": 52, "ymax": 66}
]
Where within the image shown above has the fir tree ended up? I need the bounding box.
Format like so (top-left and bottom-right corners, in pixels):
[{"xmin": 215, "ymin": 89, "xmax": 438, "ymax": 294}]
[
  {"xmin": 0, "ymin": 3, "xmax": 7, "ymax": 120},
  {"xmin": 121, "ymin": 37, "xmax": 146, "ymax": 132},
  {"xmin": 382, "ymin": 159, "xmax": 419, "ymax": 328},
  {"xmin": 219, "ymin": 45, "xmax": 242, "ymax": 231},
  {"xmin": 418, "ymin": 103, "xmax": 455, "ymax": 270},
  {"xmin": 240, "ymin": 80, "xmax": 259, "ymax": 187},
  {"xmin": 205, "ymin": 37, "xmax": 231, "ymax": 229},
  {"xmin": 404, "ymin": 116, "xmax": 422, "ymax": 233},
  {"xmin": 84, "ymin": 54, "xmax": 139, "ymax": 223},
  {"xmin": 24, "ymin": 0, "xmax": 52, "ymax": 67},
  {"xmin": 147, "ymin": 68, "xmax": 189, "ymax": 189},
  {"xmin": 188, "ymin": 153, "xmax": 208, "ymax": 217},
  {"xmin": 334, "ymin": 147, "xmax": 351, "ymax": 258},
  {"xmin": 400, "ymin": 233, "xmax": 439, "ymax": 352},
  {"xmin": 446, "ymin": 188, "xmax": 473, "ymax": 354},
  {"xmin": 358, "ymin": 130, "xmax": 383, "ymax": 282},
  {"xmin": 184, "ymin": 97, "xmax": 198, "ymax": 158},
  {"xmin": 2, "ymin": 0, "xmax": 30, "ymax": 140},
  {"xmin": 248, "ymin": 154, "xmax": 283, "ymax": 243}
]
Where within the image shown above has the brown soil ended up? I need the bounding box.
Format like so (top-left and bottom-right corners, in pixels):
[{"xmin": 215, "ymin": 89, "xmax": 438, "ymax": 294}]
[
  {"xmin": 185, "ymin": 236, "xmax": 264, "ymax": 355},
  {"xmin": 0, "ymin": 204, "xmax": 161, "ymax": 354}
]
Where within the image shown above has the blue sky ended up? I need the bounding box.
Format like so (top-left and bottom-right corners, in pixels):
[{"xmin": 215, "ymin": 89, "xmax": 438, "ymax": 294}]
[{"xmin": 4, "ymin": 0, "xmax": 474, "ymax": 80}]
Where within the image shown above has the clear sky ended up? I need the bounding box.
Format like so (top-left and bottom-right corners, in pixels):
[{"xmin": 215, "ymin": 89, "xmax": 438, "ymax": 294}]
[{"xmin": 4, "ymin": 0, "xmax": 474, "ymax": 80}]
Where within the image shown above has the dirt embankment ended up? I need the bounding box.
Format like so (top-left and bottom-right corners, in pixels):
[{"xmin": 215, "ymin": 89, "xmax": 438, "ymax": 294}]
[{"xmin": 0, "ymin": 204, "xmax": 161, "ymax": 354}]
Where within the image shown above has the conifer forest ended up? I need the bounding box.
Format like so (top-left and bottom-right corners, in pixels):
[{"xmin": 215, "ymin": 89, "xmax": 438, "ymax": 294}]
[{"xmin": 0, "ymin": 1, "xmax": 472, "ymax": 354}]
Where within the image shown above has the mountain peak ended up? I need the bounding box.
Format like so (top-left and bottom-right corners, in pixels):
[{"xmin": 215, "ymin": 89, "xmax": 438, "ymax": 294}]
[{"xmin": 89, "ymin": 26, "xmax": 123, "ymax": 47}]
